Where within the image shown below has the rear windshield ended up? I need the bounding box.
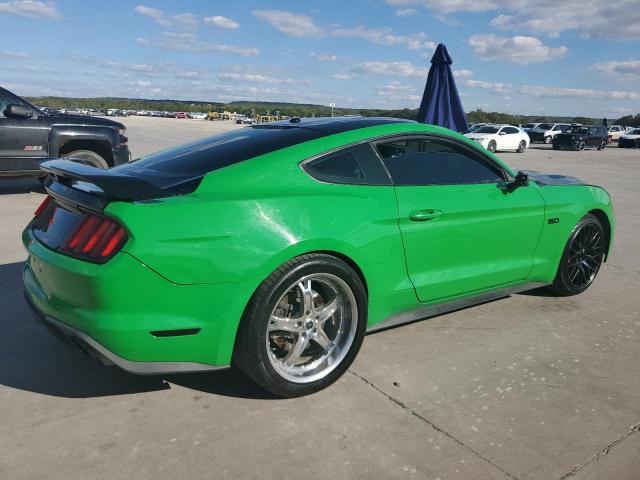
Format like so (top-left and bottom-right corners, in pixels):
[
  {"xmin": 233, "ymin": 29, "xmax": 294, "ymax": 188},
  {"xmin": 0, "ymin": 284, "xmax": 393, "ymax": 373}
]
[
  {"xmin": 113, "ymin": 125, "xmax": 324, "ymax": 189},
  {"xmin": 537, "ymin": 124, "xmax": 552, "ymax": 130}
]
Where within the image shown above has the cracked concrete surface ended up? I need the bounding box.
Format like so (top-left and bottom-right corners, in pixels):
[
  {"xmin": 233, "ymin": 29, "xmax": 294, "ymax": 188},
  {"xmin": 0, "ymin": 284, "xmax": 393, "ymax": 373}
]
[{"xmin": 1, "ymin": 117, "xmax": 638, "ymax": 479}]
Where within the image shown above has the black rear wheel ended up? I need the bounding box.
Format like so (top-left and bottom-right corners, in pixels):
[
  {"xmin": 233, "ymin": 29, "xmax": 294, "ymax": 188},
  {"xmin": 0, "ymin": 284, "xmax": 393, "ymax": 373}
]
[
  {"xmin": 517, "ymin": 140, "xmax": 526, "ymax": 153},
  {"xmin": 64, "ymin": 149, "xmax": 109, "ymax": 169},
  {"xmin": 487, "ymin": 140, "xmax": 497, "ymax": 153},
  {"xmin": 551, "ymin": 214, "xmax": 605, "ymax": 296}
]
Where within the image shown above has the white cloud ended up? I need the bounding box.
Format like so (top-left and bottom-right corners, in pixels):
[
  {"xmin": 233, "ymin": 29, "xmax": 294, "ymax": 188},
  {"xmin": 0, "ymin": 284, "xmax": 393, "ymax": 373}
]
[
  {"xmin": 0, "ymin": 0, "xmax": 61, "ymax": 19},
  {"xmin": 218, "ymin": 72, "xmax": 292, "ymax": 84},
  {"xmin": 134, "ymin": 5, "xmax": 198, "ymax": 30},
  {"xmin": 386, "ymin": 0, "xmax": 495, "ymax": 14},
  {"xmin": 1, "ymin": 49, "xmax": 31, "ymax": 58},
  {"xmin": 395, "ymin": 8, "xmax": 418, "ymax": 17},
  {"xmin": 594, "ymin": 60, "xmax": 640, "ymax": 80},
  {"xmin": 349, "ymin": 61, "xmax": 427, "ymax": 78},
  {"xmin": 374, "ymin": 82, "xmax": 420, "ymax": 102},
  {"xmin": 137, "ymin": 32, "xmax": 258, "ymax": 56},
  {"xmin": 520, "ymin": 85, "xmax": 639, "ymax": 100},
  {"xmin": 468, "ymin": 34, "xmax": 567, "ymax": 64},
  {"xmin": 127, "ymin": 80, "xmax": 152, "ymax": 87},
  {"xmin": 463, "ymin": 79, "xmax": 511, "ymax": 93},
  {"xmin": 453, "ymin": 69, "xmax": 473, "ymax": 78},
  {"xmin": 252, "ymin": 9, "xmax": 323, "ymax": 38},
  {"xmin": 332, "ymin": 73, "xmax": 352, "ymax": 80},
  {"xmin": 332, "ymin": 25, "xmax": 435, "ymax": 51},
  {"xmin": 204, "ymin": 15, "xmax": 239, "ymax": 30},
  {"xmin": 310, "ymin": 52, "xmax": 338, "ymax": 62},
  {"xmin": 388, "ymin": 0, "xmax": 640, "ymax": 39}
]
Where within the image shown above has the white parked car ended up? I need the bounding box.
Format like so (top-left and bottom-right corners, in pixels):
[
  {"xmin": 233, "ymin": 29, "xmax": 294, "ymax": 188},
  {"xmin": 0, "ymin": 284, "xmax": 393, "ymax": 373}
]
[
  {"xmin": 464, "ymin": 125, "xmax": 530, "ymax": 153},
  {"xmin": 618, "ymin": 128, "xmax": 640, "ymax": 148},
  {"xmin": 528, "ymin": 123, "xmax": 571, "ymax": 144},
  {"xmin": 190, "ymin": 112, "xmax": 208, "ymax": 120},
  {"xmin": 607, "ymin": 125, "xmax": 626, "ymax": 142}
]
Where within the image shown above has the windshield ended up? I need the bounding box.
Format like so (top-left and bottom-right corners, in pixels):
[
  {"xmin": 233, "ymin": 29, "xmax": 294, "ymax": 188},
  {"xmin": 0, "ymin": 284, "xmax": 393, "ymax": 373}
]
[
  {"xmin": 537, "ymin": 123, "xmax": 552, "ymax": 130},
  {"xmin": 476, "ymin": 126, "xmax": 499, "ymax": 134},
  {"xmin": 522, "ymin": 123, "xmax": 536, "ymax": 129},
  {"xmin": 567, "ymin": 126, "xmax": 589, "ymax": 134},
  {"xmin": 629, "ymin": 129, "xmax": 640, "ymax": 135}
]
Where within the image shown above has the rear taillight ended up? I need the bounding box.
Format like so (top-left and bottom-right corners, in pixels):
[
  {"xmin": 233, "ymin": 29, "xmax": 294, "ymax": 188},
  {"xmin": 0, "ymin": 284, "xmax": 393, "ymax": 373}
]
[
  {"xmin": 61, "ymin": 213, "xmax": 128, "ymax": 263},
  {"xmin": 34, "ymin": 195, "xmax": 53, "ymax": 217}
]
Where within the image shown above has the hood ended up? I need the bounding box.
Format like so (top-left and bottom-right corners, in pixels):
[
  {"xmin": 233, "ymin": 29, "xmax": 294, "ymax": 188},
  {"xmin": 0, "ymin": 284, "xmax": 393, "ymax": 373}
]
[
  {"xmin": 48, "ymin": 114, "xmax": 124, "ymax": 129},
  {"xmin": 465, "ymin": 133, "xmax": 491, "ymax": 140},
  {"xmin": 523, "ymin": 170, "xmax": 584, "ymax": 186}
]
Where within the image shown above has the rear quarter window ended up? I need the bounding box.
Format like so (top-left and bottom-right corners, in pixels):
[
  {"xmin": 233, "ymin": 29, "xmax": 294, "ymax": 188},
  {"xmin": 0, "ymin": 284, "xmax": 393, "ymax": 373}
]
[{"xmin": 302, "ymin": 143, "xmax": 391, "ymax": 185}]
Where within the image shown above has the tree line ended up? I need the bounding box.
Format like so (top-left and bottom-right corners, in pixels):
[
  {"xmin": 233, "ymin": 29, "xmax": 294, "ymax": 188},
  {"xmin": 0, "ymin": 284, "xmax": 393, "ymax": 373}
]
[{"xmin": 25, "ymin": 96, "xmax": 634, "ymax": 126}]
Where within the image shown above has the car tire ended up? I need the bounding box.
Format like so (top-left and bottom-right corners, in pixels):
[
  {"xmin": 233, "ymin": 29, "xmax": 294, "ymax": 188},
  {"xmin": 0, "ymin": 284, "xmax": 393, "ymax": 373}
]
[
  {"xmin": 576, "ymin": 141, "xmax": 586, "ymax": 152},
  {"xmin": 550, "ymin": 213, "xmax": 605, "ymax": 296},
  {"xmin": 544, "ymin": 136, "xmax": 552, "ymax": 144},
  {"xmin": 487, "ymin": 140, "xmax": 497, "ymax": 153},
  {"xmin": 63, "ymin": 149, "xmax": 109, "ymax": 169},
  {"xmin": 516, "ymin": 140, "xmax": 527, "ymax": 153},
  {"xmin": 598, "ymin": 141, "xmax": 607, "ymax": 151},
  {"xmin": 233, "ymin": 253, "xmax": 367, "ymax": 397}
]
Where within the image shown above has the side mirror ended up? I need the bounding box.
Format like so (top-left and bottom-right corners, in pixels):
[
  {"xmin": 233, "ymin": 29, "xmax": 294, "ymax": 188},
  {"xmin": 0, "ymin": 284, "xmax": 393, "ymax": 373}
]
[
  {"xmin": 514, "ymin": 171, "xmax": 529, "ymax": 187},
  {"xmin": 5, "ymin": 104, "xmax": 33, "ymax": 119}
]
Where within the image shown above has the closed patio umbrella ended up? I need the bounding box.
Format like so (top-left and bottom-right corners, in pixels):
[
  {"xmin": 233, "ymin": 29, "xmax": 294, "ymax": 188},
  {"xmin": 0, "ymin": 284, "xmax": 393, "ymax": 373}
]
[{"xmin": 417, "ymin": 43, "xmax": 468, "ymax": 132}]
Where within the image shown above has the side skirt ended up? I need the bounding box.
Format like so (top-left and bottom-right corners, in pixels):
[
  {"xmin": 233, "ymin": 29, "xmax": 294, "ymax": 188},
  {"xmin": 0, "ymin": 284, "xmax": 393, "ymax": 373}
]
[{"xmin": 367, "ymin": 281, "xmax": 549, "ymax": 334}]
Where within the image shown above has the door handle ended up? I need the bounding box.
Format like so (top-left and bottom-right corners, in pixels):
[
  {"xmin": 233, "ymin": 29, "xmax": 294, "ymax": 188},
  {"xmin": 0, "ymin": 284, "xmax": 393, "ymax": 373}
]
[{"xmin": 409, "ymin": 209, "xmax": 443, "ymax": 222}]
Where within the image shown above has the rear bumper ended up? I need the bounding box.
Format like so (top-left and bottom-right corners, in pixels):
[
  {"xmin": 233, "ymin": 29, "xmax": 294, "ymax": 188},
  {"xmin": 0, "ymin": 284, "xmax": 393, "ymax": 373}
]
[
  {"xmin": 22, "ymin": 228, "xmax": 245, "ymax": 371},
  {"xmin": 24, "ymin": 291, "xmax": 223, "ymax": 374}
]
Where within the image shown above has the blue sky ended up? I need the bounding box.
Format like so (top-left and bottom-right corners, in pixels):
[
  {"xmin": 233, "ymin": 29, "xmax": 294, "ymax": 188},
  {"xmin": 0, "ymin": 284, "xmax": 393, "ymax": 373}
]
[{"xmin": 1, "ymin": 0, "xmax": 638, "ymax": 117}]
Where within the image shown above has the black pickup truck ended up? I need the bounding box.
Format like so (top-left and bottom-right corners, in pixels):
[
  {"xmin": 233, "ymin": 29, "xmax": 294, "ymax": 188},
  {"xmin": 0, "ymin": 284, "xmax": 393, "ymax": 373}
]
[{"xmin": 0, "ymin": 86, "xmax": 130, "ymax": 177}]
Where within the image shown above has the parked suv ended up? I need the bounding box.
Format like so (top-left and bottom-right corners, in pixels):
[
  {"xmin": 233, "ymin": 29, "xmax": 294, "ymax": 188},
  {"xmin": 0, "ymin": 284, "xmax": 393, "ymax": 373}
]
[
  {"xmin": 552, "ymin": 125, "xmax": 608, "ymax": 151},
  {"xmin": 528, "ymin": 123, "xmax": 571, "ymax": 144},
  {"xmin": 0, "ymin": 86, "xmax": 130, "ymax": 177}
]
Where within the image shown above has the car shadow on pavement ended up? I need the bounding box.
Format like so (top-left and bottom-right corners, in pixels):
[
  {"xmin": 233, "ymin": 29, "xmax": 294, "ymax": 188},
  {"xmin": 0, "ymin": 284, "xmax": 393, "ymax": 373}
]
[
  {"xmin": 0, "ymin": 178, "xmax": 45, "ymax": 195},
  {"xmin": 0, "ymin": 261, "xmax": 272, "ymax": 400}
]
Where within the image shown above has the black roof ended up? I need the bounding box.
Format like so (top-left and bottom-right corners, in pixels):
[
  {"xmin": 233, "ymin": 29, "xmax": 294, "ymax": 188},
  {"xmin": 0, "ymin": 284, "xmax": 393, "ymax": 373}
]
[
  {"xmin": 113, "ymin": 117, "xmax": 413, "ymax": 192},
  {"xmin": 254, "ymin": 116, "xmax": 414, "ymax": 135}
]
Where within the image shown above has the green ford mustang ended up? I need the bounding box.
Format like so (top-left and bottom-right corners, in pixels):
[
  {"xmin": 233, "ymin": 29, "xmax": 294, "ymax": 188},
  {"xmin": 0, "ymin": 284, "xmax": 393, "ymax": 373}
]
[{"xmin": 23, "ymin": 117, "xmax": 614, "ymax": 397}]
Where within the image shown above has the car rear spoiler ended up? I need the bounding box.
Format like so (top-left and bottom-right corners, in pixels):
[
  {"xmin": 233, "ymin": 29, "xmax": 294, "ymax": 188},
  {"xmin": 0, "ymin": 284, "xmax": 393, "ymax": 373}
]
[{"xmin": 40, "ymin": 159, "xmax": 166, "ymax": 213}]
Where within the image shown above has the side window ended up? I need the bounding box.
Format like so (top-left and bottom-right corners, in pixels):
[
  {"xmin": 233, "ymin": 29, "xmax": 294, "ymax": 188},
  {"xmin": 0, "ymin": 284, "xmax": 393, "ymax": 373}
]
[
  {"xmin": 375, "ymin": 138, "xmax": 504, "ymax": 186},
  {"xmin": 0, "ymin": 91, "xmax": 15, "ymax": 119},
  {"xmin": 503, "ymin": 127, "xmax": 519, "ymax": 134},
  {"xmin": 303, "ymin": 143, "xmax": 391, "ymax": 185}
]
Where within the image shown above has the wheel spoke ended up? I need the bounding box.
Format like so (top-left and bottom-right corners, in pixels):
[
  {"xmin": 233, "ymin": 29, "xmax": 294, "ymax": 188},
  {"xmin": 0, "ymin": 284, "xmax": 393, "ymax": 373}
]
[
  {"xmin": 314, "ymin": 297, "xmax": 339, "ymax": 324},
  {"xmin": 311, "ymin": 327, "xmax": 332, "ymax": 351},
  {"xmin": 284, "ymin": 333, "xmax": 309, "ymax": 366},
  {"xmin": 298, "ymin": 280, "xmax": 314, "ymax": 315},
  {"xmin": 269, "ymin": 315, "xmax": 303, "ymax": 333}
]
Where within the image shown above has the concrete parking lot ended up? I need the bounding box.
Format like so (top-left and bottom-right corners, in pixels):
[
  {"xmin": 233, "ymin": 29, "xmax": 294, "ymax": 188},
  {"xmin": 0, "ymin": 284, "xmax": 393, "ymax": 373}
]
[{"xmin": 1, "ymin": 117, "xmax": 639, "ymax": 480}]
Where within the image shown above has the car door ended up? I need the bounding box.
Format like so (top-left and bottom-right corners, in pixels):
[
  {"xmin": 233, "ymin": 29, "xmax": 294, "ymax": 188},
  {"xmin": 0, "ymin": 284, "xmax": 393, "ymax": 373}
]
[
  {"xmin": 0, "ymin": 89, "xmax": 50, "ymax": 161},
  {"xmin": 501, "ymin": 126, "xmax": 520, "ymax": 149},
  {"xmin": 375, "ymin": 135, "xmax": 546, "ymax": 303}
]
